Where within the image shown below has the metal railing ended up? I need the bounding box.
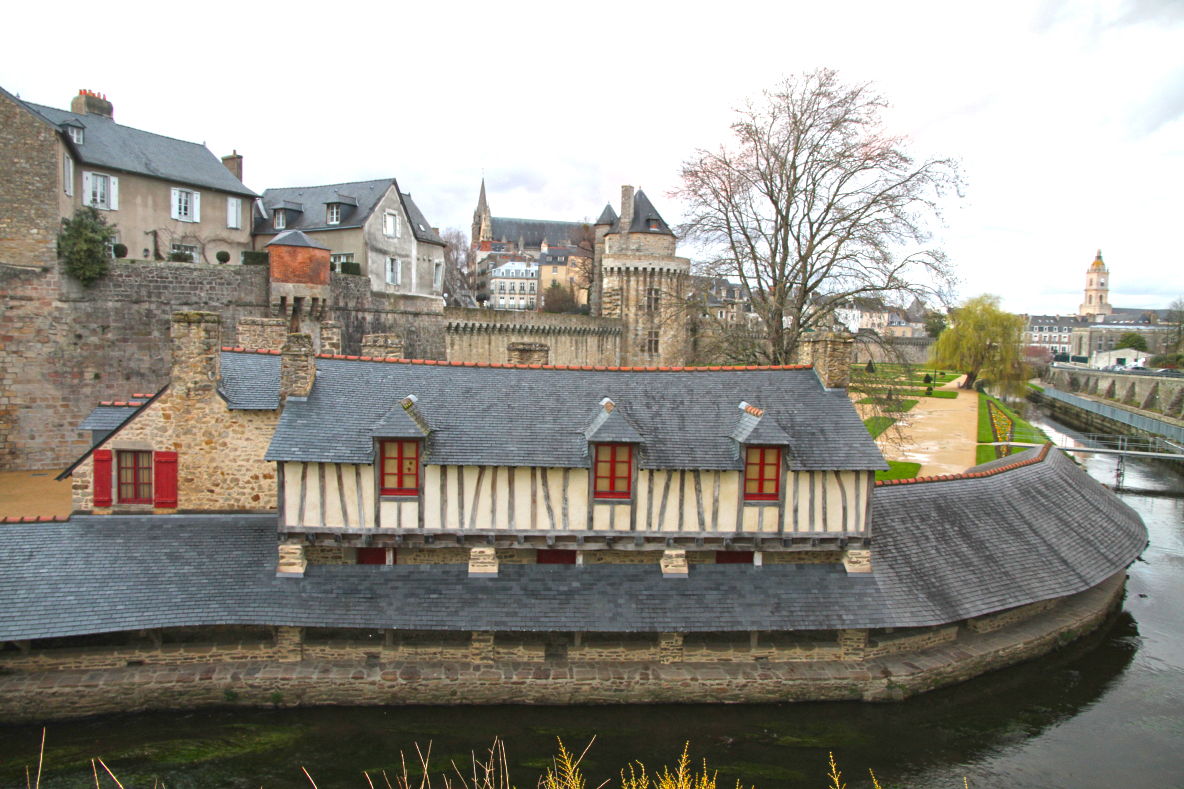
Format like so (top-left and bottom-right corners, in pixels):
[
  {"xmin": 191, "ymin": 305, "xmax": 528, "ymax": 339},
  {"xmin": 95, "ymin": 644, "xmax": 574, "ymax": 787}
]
[{"xmin": 1040, "ymin": 386, "xmax": 1184, "ymax": 442}]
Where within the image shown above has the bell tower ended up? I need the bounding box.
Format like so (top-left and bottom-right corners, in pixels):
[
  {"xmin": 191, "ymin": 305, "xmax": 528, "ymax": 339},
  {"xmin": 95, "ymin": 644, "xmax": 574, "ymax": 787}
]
[{"xmin": 1078, "ymin": 250, "xmax": 1112, "ymax": 318}]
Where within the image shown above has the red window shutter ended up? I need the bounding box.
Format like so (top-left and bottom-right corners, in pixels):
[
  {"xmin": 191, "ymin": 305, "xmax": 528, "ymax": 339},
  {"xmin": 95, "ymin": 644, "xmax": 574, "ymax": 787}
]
[
  {"xmin": 93, "ymin": 449, "xmax": 113, "ymax": 507},
  {"xmin": 154, "ymin": 451, "xmax": 178, "ymax": 508}
]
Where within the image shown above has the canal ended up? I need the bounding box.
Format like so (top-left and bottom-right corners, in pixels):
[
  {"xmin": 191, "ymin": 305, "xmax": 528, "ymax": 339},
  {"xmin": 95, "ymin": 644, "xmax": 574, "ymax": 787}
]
[{"xmin": 2, "ymin": 410, "xmax": 1181, "ymax": 789}]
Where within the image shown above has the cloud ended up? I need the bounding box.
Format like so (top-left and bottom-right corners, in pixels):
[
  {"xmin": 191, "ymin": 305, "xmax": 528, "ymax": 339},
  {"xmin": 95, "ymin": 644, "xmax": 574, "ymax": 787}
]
[{"xmin": 1129, "ymin": 68, "xmax": 1184, "ymax": 135}]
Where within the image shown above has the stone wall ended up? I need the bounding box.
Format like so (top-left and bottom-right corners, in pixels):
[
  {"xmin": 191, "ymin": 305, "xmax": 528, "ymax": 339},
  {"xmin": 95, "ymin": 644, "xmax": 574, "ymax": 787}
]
[
  {"xmin": 0, "ymin": 573, "xmax": 1125, "ymax": 720},
  {"xmin": 0, "ymin": 92, "xmax": 60, "ymax": 269},
  {"xmin": 853, "ymin": 335, "xmax": 935, "ymax": 366},
  {"xmin": 443, "ymin": 307, "xmax": 622, "ymax": 367},
  {"xmin": 1045, "ymin": 367, "xmax": 1184, "ymax": 421}
]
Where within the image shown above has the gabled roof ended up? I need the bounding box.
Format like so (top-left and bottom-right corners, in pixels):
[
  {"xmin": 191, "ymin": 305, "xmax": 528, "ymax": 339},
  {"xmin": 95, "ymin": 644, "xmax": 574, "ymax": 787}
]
[
  {"xmin": 611, "ymin": 190, "xmax": 673, "ymax": 236},
  {"xmin": 372, "ymin": 398, "xmax": 430, "ymax": 438},
  {"xmin": 729, "ymin": 403, "xmax": 791, "ymax": 445},
  {"xmin": 258, "ymin": 179, "xmax": 444, "ymax": 246},
  {"xmin": 595, "ymin": 203, "xmax": 618, "ymax": 225},
  {"xmin": 22, "ymin": 101, "xmax": 256, "ymax": 197},
  {"xmin": 584, "ymin": 400, "xmax": 645, "ymax": 444},
  {"xmin": 490, "ymin": 217, "xmax": 584, "ymax": 249},
  {"xmin": 79, "ymin": 403, "xmax": 143, "ymax": 433},
  {"xmin": 264, "ymin": 356, "xmax": 886, "ymax": 471}
]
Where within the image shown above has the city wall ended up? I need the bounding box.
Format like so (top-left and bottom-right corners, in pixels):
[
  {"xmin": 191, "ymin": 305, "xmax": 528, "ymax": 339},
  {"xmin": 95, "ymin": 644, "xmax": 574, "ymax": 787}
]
[{"xmin": 1045, "ymin": 367, "xmax": 1184, "ymax": 422}]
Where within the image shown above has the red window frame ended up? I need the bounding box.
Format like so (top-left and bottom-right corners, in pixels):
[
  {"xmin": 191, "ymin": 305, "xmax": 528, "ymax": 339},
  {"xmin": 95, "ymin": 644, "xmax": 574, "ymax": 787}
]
[
  {"xmin": 380, "ymin": 440, "xmax": 420, "ymax": 496},
  {"xmin": 743, "ymin": 446, "xmax": 782, "ymax": 501},
  {"xmin": 593, "ymin": 443, "xmax": 633, "ymax": 499},
  {"xmin": 117, "ymin": 450, "xmax": 153, "ymax": 504}
]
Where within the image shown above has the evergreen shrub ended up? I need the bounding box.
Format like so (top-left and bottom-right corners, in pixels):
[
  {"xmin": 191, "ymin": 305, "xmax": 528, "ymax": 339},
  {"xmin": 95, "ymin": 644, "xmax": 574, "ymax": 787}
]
[{"xmin": 57, "ymin": 206, "xmax": 116, "ymax": 286}]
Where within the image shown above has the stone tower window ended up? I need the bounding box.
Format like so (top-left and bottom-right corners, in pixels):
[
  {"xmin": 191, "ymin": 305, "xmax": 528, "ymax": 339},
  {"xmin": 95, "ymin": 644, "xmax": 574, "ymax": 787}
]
[
  {"xmin": 646, "ymin": 330, "xmax": 660, "ymax": 355},
  {"xmin": 646, "ymin": 288, "xmax": 660, "ymax": 312}
]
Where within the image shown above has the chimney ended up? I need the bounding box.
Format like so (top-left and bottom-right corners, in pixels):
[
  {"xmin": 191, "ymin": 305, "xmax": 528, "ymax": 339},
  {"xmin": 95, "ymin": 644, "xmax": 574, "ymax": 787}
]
[
  {"xmin": 280, "ymin": 333, "xmax": 316, "ymax": 401},
  {"xmin": 70, "ymin": 89, "xmax": 113, "ymax": 119},
  {"xmin": 319, "ymin": 321, "xmax": 342, "ymax": 354},
  {"xmin": 619, "ymin": 185, "xmax": 635, "ymax": 231},
  {"xmin": 222, "ymin": 150, "xmax": 243, "ymax": 181},
  {"xmin": 802, "ymin": 331, "xmax": 854, "ymax": 389},
  {"xmin": 170, "ymin": 312, "xmax": 221, "ymax": 397}
]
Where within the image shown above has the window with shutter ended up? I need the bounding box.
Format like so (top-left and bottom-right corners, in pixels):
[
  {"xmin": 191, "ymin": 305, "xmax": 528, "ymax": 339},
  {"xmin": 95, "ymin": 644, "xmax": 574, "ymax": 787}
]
[
  {"xmin": 93, "ymin": 449, "xmax": 113, "ymax": 507},
  {"xmin": 154, "ymin": 451, "xmax": 178, "ymax": 508},
  {"xmin": 227, "ymin": 197, "xmax": 242, "ymax": 229}
]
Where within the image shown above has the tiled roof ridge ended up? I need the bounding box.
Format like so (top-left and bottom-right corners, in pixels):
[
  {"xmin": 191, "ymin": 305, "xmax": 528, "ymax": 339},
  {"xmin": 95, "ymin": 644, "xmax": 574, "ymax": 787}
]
[
  {"xmin": 25, "ymin": 101, "xmax": 222, "ymax": 153},
  {"xmin": 875, "ymin": 443, "xmax": 1053, "ymax": 487},
  {"xmin": 219, "ymin": 347, "xmax": 814, "ymax": 372},
  {"xmin": 0, "ymin": 516, "xmax": 68, "ymax": 524},
  {"xmin": 263, "ymin": 177, "xmax": 395, "ymax": 194}
]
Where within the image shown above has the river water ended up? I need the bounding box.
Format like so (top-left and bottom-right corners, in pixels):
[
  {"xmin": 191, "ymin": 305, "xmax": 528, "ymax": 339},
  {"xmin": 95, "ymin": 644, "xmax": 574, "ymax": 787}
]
[{"xmin": 2, "ymin": 410, "xmax": 1182, "ymax": 789}]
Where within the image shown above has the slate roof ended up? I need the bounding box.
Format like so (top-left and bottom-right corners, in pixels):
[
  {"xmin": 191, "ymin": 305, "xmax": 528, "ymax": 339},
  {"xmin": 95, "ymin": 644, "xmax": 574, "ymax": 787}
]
[
  {"xmin": 584, "ymin": 403, "xmax": 645, "ymax": 444},
  {"xmin": 218, "ymin": 352, "xmax": 280, "ymax": 410},
  {"xmin": 79, "ymin": 404, "xmax": 140, "ymax": 433},
  {"xmin": 23, "ymin": 102, "xmax": 256, "ymax": 197},
  {"xmin": 265, "ymin": 230, "xmax": 329, "ymax": 250},
  {"xmin": 610, "ymin": 189, "xmax": 674, "ymax": 236},
  {"xmin": 0, "ymin": 449, "xmax": 1145, "ymax": 640},
  {"xmin": 490, "ymin": 217, "xmax": 584, "ymax": 249},
  {"xmin": 258, "ymin": 179, "xmax": 444, "ymax": 246},
  {"xmin": 263, "ymin": 356, "xmax": 887, "ymax": 471},
  {"xmin": 596, "ymin": 204, "xmax": 618, "ymax": 225}
]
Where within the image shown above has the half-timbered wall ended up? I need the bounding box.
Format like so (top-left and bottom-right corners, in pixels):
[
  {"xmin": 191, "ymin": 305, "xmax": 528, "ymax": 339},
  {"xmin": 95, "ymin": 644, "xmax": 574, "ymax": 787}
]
[{"xmin": 280, "ymin": 460, "xmax": 873, "ymax": 536}]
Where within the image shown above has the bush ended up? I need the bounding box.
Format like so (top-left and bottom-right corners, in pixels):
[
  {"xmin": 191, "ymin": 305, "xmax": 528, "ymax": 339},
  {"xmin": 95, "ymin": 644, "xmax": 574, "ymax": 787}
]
[
  {"xmin": 923, "ymin": 373, "xmax": 932, "ymax": 384},
  {"xmin": 340, "ymin": 260, "xmax": 362, "ymax": 276},
  {"xmin": 925, "ymin": 386, "xmax": 933, "ymax": 395},
  {"xmin": 865, "ymin": 360, "xmax": 876, "ymax": 373},
  {"xmin": 216, "ymin": 250, "xmax": 231, "ymax": 264},
  {"xmin": 241, "ymin": 251, "xmax": 269, "ymax": 266},
  {"xmin": 167, "ymin": 251, "xmax": 192, "ymax": 262},
  {"xmin": 112, "ymin": 243, "xmax": 128, "ymax": 259},
  {"xmin": 57, "ymin": 206, "xmax": 116, "ymax": 285}
]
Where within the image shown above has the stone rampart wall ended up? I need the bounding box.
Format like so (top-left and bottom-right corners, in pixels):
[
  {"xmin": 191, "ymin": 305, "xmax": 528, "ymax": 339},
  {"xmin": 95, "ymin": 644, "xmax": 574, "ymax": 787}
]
[
  {"xmin": 1046, "ymin": 367, "xmax": 1184, "ymax": 421},
  {"xmin": 0, "ymin": 573, "xmax": 1123, "ymax": 720},
  {"xmin": 853, "ymin": 335, "xmax": 935, "ymax": 366},
  {"xmin": 443, "ymin": 306, "xmax": 622, "ymax": 366}
]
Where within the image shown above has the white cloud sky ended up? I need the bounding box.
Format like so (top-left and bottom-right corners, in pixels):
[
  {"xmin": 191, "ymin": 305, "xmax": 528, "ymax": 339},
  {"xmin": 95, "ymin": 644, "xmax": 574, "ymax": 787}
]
[{"xmin": 3, "ymin": 0, "xmax": 1181, "ymax": 314}]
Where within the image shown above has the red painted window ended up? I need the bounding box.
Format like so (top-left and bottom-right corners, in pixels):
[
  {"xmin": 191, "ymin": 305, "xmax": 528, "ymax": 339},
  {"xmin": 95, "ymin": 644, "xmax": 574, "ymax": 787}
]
[
  {"xmin": 715, "ymin": 550, "xmax": 755, "ymax": 564},
  {"xmin": 743, "ymin": 446, "xmax": 781, "ymax": 501},
  {"xmin": 380, "ymin": 440, "xmax": 420, "ymax": 496},
  {"xmin": 537, "ymin": 549, "xmax": 577, "ymax": 564},
  {"xmin": 593, "ymin": 443, "xmax": 633, "ymax": 499},
  {"xmin": 117, "ymin": 450, "xmax": 153, "ymax": 504},
  {"xmin": 356, "ymin": 547, "xmax": 389, "ymax": 565},
  {"xmin": 92, "ymin": 449, "xmax": 113, "ymax": 507}
]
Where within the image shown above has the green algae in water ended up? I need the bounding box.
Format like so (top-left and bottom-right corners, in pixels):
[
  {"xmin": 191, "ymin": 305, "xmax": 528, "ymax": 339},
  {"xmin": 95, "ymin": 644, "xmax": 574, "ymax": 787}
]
[
  {"xmin": 108, "ymin": 724, "xmax": 304, "ymax": 765},
  {"xmin": 714, "ymin": 761, "xmax": 807, "ymax": 782}
]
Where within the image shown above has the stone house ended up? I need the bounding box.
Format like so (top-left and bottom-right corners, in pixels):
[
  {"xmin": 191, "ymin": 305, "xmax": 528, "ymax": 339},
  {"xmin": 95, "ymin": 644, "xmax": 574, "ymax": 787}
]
[
  {"xmin": 0, "ymin": 86, "xmax": 255, "ymax": 267},
  {"xmin": 254, "ymin": 178, "xmax": 446, "ymax": 307}
]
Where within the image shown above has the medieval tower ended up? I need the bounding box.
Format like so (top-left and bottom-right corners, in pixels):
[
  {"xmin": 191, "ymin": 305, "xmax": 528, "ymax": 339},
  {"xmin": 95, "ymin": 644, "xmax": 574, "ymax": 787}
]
[
  {"xmin": 1078, "ymin": 250, "xmax": 1112, "ymax": 319},
  {"xmin": 594, "ymin": 186, "xmax": 691, "ymax": 366}
]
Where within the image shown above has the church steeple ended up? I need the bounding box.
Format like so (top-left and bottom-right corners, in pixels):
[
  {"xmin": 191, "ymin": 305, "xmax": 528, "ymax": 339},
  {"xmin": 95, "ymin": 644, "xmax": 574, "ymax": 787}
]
[
  {"xmin": 1078, "ymin": 249, "xmax": 1112, "ymax": 318},
  {"xmin": 471, "ymin": 178, "xmax": 492, "ymax": 244}
]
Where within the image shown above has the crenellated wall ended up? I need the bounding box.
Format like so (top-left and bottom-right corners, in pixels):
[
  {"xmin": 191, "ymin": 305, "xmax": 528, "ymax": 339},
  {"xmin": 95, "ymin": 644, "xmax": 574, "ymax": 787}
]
[{"xmin": 443, "ymin": 307, "xmax": 622, "ymax": 366}]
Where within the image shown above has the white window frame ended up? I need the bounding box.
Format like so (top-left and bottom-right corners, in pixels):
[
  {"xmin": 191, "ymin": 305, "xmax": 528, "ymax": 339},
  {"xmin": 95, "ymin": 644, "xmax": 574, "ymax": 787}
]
[
  {"xmin": 82, "ymin": 171, "xmax": 118, "ymax": 210},
  {"xmin": 327, "ymin": 204, "xmax": 341, "ymax": 225},
  {"xmin": 170, "ymin": 242, "xmax": 198, "ymax": 262},
  {"xmin": 330, "ymin": 253, "xmax": 354, "ymax": 266},
  {"xmin": 68, "ymin": 127, "xmax": 84, "ymax": 144},
  {"xmin": 273, "ymin": 209, "xmax": 286, "ymax": 230},
  {"xmin": 170, "ymin": 187, "xmax": 200, "ymax": 223},
  {"xmin": 433, "ymin": 261, "xmax": 443, "ymax": 290},
  {"xmin": 383, "ymin": 211, "xmax": 399, "ymax": 238},
  {"xmin": 386, "ymin": 256, "xmax": 401, "ymax": 286},
  {"xmin": 226, "ymin": 197, "xmax": 242, "ymax": 229},
  {"xmin": 63, "ymin": 154, "xmax": 74, "ymax": 197}
]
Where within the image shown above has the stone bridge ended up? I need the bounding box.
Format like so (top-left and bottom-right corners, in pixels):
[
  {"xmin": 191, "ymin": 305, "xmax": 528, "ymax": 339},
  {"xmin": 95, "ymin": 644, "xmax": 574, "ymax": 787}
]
[{"xmin": 1045, "ymin": 365, "xmax": 1184, "ymax": 421}]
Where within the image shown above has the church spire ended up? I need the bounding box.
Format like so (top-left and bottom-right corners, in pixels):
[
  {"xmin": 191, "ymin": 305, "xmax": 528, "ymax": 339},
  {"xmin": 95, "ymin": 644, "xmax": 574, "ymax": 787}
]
[
  {"xmin": 476, "ymin": 177, "xmax": 488, "ymax": 215},
  {"xmin": 472, "ymin": 178, "xmax": 492, "ymax": 244}
]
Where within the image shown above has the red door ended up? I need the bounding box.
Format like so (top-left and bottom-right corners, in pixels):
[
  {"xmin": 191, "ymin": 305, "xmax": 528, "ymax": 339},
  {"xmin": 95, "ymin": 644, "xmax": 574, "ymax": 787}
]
[
  {"xmin": 356, "ymin": 547, "xmax": 389, "ymax": 565},
  {"xmin": 715, "ymin": 551, "xmax": 754, "ymax": 564},
  {"xmin": 537, "ymin": 549, "xmax": 577, "ymax": 564}
]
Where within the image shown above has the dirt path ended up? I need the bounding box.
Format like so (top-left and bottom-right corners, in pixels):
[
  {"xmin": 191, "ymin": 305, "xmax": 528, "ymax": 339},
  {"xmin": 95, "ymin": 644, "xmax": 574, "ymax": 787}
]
[
  {"xmin": 0, "ymin": 470, "xmax": 73, "ymax": 519},
  {"xmin": 874, "ymin": 375, "xmax": 981, "ymax": 476}
]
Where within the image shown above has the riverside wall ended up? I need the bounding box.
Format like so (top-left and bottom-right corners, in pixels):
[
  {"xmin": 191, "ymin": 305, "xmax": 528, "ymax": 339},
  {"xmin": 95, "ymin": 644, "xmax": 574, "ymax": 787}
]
[{"xmin": 0, "ymin": 573, "xmax": 1125, "ymax": 721}]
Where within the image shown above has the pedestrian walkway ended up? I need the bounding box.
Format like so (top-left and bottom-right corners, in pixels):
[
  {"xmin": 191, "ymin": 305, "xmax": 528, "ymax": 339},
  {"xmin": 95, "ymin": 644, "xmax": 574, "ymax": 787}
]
[{"xmin": 877, "ymin": 376, "xmax": 981, "ymax": 477}]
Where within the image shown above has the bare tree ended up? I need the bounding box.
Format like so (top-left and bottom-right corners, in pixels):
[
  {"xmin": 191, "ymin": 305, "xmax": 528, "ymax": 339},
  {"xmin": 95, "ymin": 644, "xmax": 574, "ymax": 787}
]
[
  {"xmin": 675, "ymin": 69, "xmax": 960, "ymax": 365},
  {"xmin": 440, "ymin": 228, "xmax": 477, "ymax": 305}
]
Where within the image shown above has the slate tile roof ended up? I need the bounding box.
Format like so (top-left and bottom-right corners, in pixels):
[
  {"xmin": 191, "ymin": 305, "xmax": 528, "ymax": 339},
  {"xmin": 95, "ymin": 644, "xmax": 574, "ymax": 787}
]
[
  {"xmin": 257, "ymin": 179, "xmax": 444, "ymax": 246},
  {"xmin": 263, "ymin": 355, "xmax": 886, "ymax": 471},
  {"xmin": 0, "ymin": 450, "xmax": 1145, "ymax": 640},
  {"xmin": 490, "ymin": 217, "xmax": 584, "ymax": 249},
  {"xmin": 611, "ymin": 189, "xmax": 673, "ymax": 236},
  {"xmin": 24, "ymin": 102, "xmax": 256, "ymax": 197},
  {"xmin": 218, "ymin": 352, "xmax": 280, "ymax": 410},
  {"xmin": 79, "ymin": 404, "xmax": 142, "ymax": 432}
]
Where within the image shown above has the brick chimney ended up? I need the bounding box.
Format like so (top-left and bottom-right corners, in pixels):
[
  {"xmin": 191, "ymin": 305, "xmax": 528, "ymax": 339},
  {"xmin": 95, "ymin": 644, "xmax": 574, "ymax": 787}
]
[
  {"xmin": 221, "ymin": 150, "xmax": 243, "ymax": 181},
  {"xmin": 170, "ymin": 312, "xmax": 221, "ymax": 397},
  {"xmin": 280, "ymin": 333, "xmax": 316, "ymax": 401},
  {"xmin": 619, "ymin": 185, "xmax": 635, "ymax": 231},
  {"xmin": 800, "ymin": 331, "xmax": 854, "ymax": 389},
  {"xmin": 70, "ymin": 89, "xmax": 113, "ymax": 119}
]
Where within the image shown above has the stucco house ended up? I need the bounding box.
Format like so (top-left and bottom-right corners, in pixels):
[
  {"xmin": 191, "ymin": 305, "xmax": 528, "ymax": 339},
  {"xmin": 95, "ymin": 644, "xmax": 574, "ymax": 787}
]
[
  {"xmin": 0, "ymin": 86, "xmax": 256, "ymax": 267},
  {"xmin": 254, "ymin": 178, "xmax": 446, "ymax": 306}
]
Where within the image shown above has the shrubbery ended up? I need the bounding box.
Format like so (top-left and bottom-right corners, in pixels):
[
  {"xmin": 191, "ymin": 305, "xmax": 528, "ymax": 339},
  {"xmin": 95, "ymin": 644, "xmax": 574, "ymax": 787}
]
[
  {"xmin": 241, "ymin": 251, "xmax": 269, "ymax": 266},
  {"xmin": 57, "ymin": 207, "xmax": 116, "ymax": 285}
]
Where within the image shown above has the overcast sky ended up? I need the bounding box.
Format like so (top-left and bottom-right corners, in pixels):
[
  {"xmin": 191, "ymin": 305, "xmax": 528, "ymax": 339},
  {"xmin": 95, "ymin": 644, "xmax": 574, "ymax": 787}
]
[{"xmin": 4, "ymin": 0, "xmax": 1180, "ymax": 315}]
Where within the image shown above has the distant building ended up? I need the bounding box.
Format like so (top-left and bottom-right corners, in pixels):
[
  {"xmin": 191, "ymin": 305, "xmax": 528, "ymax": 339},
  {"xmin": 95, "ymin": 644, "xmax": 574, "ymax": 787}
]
[
  {"xmin": 488, "ymin": 259, "xmax": 538, "ymax": 310},
  {"xmin": 1022, "ymin": 315, "xmax": 1087, "ymax": 356}
]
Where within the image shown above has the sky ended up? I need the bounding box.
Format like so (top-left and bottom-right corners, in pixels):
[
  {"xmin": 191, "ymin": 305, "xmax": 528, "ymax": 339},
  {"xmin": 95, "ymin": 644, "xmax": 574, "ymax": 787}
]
[{"xmin": 3, "ymin": 0, "xmax": 1181, "ymax": 315}]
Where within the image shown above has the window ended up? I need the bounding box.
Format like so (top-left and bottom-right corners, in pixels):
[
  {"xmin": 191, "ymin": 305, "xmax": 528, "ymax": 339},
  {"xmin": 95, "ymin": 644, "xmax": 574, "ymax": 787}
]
[
  {"xmin": 327, "ymin": 203, "xmax": 341, "ymax": 225},
  {"xmin": 380, "ymin": 440, "xmax": 420, "ymax": 496},
  {"xmin": 273, "ymin": 209, "xmax": 286, "ymax": 230},
  {"xmin": 170, "ymin": 243, "xmax": 198, "ymax": 262},
  {"xmin": 170, "ymin": 188, "xmax": 200, "ymax": 222},
  {"xmin": 83, "ymin": 171, "xmax": 117, "ymax": 210},
  {"xmin": 69, "ymin": 126, "xmax": 84, "ymax": 144},
  {"xmin": 646, "ymin": 287, "xmax": 660, "ymax": 311},
  {"xmin": 330, "ymin": 253, "xmax": 354, "ymax": 267},
  {"xmin": 386, "ymin": 256, "xmax": 401, "ymax": 285},
  {"xmin": 117, "ymin": 450, "xmax": 153, "ymax": 504},
  {"xmin": 645, "ymin": 330, "xmax": 660, "ymax": 355},
  {"xmin": 593, "ymin": 443, "xmax": 633, "ymax": 499},
  {"xmin": 227, "ymin": 197, "xmax": 242, "ymax": 229},
  {"xmin": 552, "ymin": 266, "xmax": 558, "ymax": 274},
  {"xmin": 433, "ymin": 261, "xmax": 443, "ymax": 290},
  {"xmin": 63, "ymin": 154, "xmax": 74, "ymax": 196},
  {"xmin": 498, "ymin": 282, "xmax": 506, "ymax": 293},
  {"xmin": 383, "ymin": 211, "xmax": 399, "ymax": 237},
  {"xmin": 743, "ymin": 447, "xmax": 782, "ymax": 501}
]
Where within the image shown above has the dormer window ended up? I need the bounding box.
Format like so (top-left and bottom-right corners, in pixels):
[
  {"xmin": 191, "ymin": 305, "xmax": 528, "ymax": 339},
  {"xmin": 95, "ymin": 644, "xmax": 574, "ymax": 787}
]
[
  {"xmin": 380, "ymin": 440, "xmax": 420, "ymax": 496},
  {"xmin": 327, "ymin": 204, "xmax": 341, "ymax": 225},
  {"xmin": 68, "ymin": 127, "xmax": 84, "ymax": 144},
  {"xmin": 647, "ymin": 218, "xmax": 660, "ymax": 231},
  {"xmin": 273, "ymin": 209, "xmax": 286, "ymax": 230},
  {"xmin": 743, "ymin": 447, "xmax": 782, "ymax": 501},
  {"xmin": 593, "ymin": 444, "xmax": 633, "ymax": 500}
]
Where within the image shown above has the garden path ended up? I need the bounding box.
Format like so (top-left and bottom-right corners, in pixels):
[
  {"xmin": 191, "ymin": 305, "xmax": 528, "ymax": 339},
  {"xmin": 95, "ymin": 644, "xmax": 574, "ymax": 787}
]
[{"xmin": 877, "ymin": 376, "xmax": 981, "ymax": 476}]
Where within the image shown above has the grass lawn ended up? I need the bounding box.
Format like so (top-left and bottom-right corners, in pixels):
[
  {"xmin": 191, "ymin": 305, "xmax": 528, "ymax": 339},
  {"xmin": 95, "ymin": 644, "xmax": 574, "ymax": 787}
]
[
  {"xmin": 856, "ymin": 397, "xmax": 919, "ymax": 413},
  {"xmin": 875, "ymin": 460, "xmax": 922, "ymax": 481},
  {"xmin": 975, "ymin": 444, "xmax": 999, "ymax": 465},
  {"xmin": 1028, "ymin": 382, "xmax": 1045, "ymax": 393},
  {"xmin": 976, "ymin": 391, "xmax": 1051, "ymax": 463},
  {"xmin": 864, "ymin": 416, "xmax": 896, "ymax": 438}
]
